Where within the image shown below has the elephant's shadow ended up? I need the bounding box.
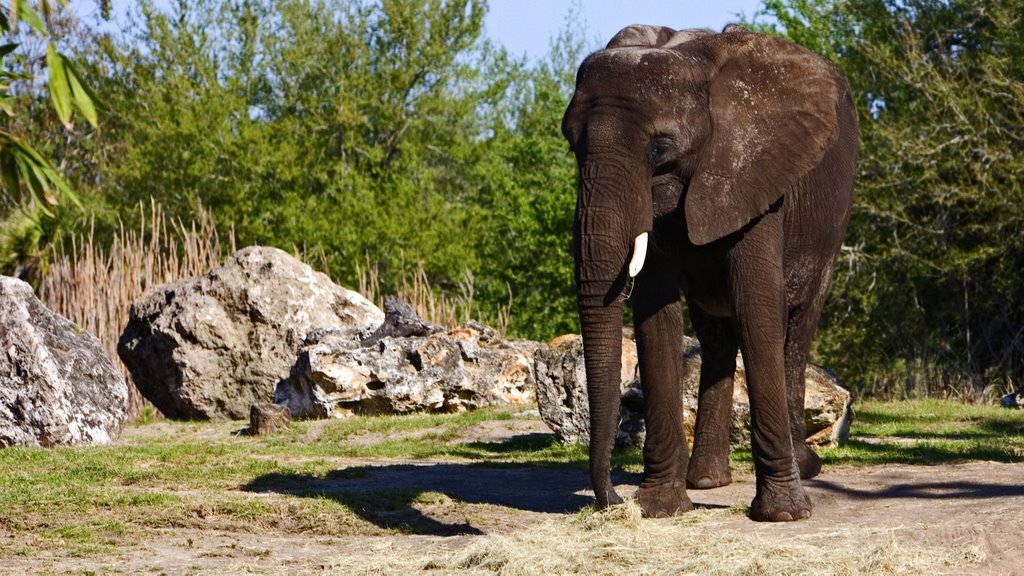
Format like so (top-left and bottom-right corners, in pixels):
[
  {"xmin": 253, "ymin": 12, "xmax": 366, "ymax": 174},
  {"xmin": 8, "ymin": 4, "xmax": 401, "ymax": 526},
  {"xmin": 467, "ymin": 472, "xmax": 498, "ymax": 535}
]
[{"xmin": 243, "ymin": 434, "xmax": 640, "ymax": 536}]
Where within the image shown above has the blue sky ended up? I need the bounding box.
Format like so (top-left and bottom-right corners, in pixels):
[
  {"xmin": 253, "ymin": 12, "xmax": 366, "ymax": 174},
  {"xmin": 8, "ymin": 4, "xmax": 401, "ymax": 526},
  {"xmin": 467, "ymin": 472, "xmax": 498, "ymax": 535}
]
[
  {"xmin": 485, "ymin": 1, "xmax": 766, "ymax": 61},
  {"xmin": 80, "ymin": 2, "xmax": 766, "ymax": 60}
]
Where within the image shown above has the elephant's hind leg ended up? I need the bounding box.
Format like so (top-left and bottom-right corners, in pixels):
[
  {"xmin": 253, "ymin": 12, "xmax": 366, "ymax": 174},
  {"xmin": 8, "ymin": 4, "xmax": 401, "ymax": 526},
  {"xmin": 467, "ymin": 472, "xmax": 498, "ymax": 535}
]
[
  {"xmin": 785, "ymin": 310, "xmax": 823, "ymax": 480},
  {"xmin": 784, "ymin": 274, "xmax": 835, "ymax": 480},
  {"xmin": 686, "ymin": 306, "xmax": 737, "ymax": 489}
]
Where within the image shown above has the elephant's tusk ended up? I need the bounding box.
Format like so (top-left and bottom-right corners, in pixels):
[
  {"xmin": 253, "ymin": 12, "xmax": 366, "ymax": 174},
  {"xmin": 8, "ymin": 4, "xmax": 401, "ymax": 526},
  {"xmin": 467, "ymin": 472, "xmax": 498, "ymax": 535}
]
[{"xmin": 628, "ymin": 232, "xmax": 648, "ymax": 278}]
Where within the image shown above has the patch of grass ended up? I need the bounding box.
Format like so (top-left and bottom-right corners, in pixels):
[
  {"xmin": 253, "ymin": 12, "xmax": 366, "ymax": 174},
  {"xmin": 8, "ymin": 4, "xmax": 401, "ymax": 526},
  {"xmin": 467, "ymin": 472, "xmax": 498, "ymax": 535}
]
[
  {"xmin": 853, "ymin": 399, "xmax": 1024, "ymax": 438},
  {"xmin": 817, "ymin": 399, "xmax": 1024, "ymax": 466},
  {"xmin": 1, "ymin": 400, "xmax": 1019, "ymax": 568},
  {"xmin": 318, "ymin": 408, "xmax": 515, "ymax": 444},
  {"xmin": 679, "ymin": 399, "xmax": 1024, "ymax": 471},
  {"xmin": 132, "ymin": 404, "xmax": 162, "ymax": 426},
  {"xmin": 39, "ymin": 520, "xmax": 127, "ymax": 558},
  {"xmin": 0, "ymin": 405, "xmax": 549, "ymax": 556},
  {"xmin": 337, "ymin": 431, "xmax": 593, "ymax": 466}
]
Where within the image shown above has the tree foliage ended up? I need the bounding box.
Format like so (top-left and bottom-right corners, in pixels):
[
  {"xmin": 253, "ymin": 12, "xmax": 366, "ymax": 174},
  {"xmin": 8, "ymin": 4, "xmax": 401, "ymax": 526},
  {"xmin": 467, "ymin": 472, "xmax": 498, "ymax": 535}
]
[
  {"xmin": 19, "ymin": 0, "xmax": 1021, "ymax": 397},
  {"xmin": 0, "ymin": 0, "xmax": 99, "ymax": 213},
  {"xmin": 760, "ymin": 0, "xmax": 1024, "ymax": 394},
  {"xmin": 0, "ymin": 0, "xmax": 101, "ymax": 282},
  {"xmin": 71, "ymin": 0, "xmax": 582, "ymax": 338}
]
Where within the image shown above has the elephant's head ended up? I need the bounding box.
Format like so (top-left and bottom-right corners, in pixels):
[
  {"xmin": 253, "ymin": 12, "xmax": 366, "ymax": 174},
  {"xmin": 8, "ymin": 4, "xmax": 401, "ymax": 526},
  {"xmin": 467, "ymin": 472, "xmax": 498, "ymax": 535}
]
[{"xmin": 562, "ymin": 25, "xmax": 844, "ymax": 508}]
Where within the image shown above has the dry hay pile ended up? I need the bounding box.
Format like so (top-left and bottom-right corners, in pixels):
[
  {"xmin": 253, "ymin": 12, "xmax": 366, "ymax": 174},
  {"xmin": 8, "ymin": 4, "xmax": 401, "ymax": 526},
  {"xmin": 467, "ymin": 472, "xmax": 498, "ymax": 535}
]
[{"xmin": 348, "ymin": 501, "xmax": 983, "ymax": 575}]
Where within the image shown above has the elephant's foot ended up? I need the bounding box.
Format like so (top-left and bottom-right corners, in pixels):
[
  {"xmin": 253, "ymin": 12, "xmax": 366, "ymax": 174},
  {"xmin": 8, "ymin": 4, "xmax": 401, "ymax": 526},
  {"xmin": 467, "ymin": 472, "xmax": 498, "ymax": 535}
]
[
  {"xmin": 796, "ymin": 443, "xmax": 822, "ymax": 480},
  {"xmin": 594, "ymin": 486, "xmax": 625, "ymax": 509},
  {"xmin": 749, "ymin": 474, "xmax": 812, "ymax": 522},
  {"xmin": 635, "ymin": 480, "xmax": 694, "ymax": 518},
  {"xmin": 685, "ymin": 456, "xmax": 732, "ymax": 489}
]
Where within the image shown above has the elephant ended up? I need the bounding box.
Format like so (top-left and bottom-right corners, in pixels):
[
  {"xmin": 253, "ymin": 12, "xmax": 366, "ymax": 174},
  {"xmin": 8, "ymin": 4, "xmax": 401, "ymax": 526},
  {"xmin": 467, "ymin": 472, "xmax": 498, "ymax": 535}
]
[{"xmin": 562, "ymin": 24, "xmax": 858, "ymax": 522}]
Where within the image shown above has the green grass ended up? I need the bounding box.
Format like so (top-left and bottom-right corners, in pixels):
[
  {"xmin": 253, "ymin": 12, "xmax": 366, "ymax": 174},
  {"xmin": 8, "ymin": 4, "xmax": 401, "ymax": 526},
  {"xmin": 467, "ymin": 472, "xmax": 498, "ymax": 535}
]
[
  {"xmin": 0, "ymin": 405, "xmax": 568, "ymax": 553},
  {"xmin": 819, "ymin": 398, "xmax": 1024, "ymax": 466},
  {"xmin": 728, "ymin": 399, "xmax": 1024, "ymax": 469},
  {"xmin": 0, "ymin": 400, "xmax": 1021, "ymax": 562}
]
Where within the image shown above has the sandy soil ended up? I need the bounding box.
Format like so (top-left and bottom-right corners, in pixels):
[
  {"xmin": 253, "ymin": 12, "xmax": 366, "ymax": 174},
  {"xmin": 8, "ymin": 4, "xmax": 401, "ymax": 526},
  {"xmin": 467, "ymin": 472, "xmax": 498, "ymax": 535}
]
[{"xmin": 4, "ymin": 419, "xmax": 1023, "ymax": 575}]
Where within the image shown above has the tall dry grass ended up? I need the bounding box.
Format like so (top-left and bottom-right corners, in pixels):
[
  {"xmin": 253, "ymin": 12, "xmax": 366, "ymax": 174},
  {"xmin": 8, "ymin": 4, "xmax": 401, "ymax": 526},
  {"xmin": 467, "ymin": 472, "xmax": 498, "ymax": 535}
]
[
  {"xmin": 39, "ymin": 200, "xmax": 233, "ymax": 418},
  {"xmin": 359, "ymin": 259, "xmax": 512, "ymax": 336},
  {"xmin": 39, "ymin": 199, "xmax": 507, "ymax": 419}
]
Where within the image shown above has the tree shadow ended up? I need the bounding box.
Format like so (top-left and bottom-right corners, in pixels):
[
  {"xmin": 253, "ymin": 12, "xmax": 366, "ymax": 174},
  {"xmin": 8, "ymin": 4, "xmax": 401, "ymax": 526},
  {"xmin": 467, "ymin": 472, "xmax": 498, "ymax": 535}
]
[
  {"xmin": 808, "ymin": 477, "xmax": 1024, "ymax": 501},
  {"xmin": 244, "ymin": 435, "xmax": 641, "ymax": 536}
]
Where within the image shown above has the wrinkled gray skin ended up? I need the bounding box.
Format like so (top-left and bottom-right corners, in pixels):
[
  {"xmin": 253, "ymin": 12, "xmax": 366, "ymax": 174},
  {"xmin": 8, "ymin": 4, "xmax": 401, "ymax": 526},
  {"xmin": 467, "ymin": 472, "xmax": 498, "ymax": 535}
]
[{"xmin": 562, "ymin": 24, "xmax": 858, "ymax": 522}]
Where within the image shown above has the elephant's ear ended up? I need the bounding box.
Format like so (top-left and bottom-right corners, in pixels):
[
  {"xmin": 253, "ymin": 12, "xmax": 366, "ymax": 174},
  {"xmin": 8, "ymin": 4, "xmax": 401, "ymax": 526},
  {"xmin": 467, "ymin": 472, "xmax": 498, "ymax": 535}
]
[{"xmin": 684, "ymin": 32, "xmax": 841, "ymax": 245}]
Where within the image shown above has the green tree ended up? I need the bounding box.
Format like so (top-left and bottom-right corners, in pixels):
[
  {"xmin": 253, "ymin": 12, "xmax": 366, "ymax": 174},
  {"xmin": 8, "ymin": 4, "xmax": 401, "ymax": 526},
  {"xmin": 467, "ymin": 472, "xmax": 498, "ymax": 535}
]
[
  {"xmin": 0, "ymin": 0, "xmax": 100, "ymax": 282},
  {"xmin": 89, "ymin": 1, "xmax": 485, "ymax": 268},
  {"xmin": 472, "ymin": 17, "xmax": 585, "ymax": 338},
  {"xmin": 760, "ymin": 0, "xmax": 1024, "ymax": 395},
  {"xmin": 70, "ymin": 0, "xmax": 592, "ymax": 339}
]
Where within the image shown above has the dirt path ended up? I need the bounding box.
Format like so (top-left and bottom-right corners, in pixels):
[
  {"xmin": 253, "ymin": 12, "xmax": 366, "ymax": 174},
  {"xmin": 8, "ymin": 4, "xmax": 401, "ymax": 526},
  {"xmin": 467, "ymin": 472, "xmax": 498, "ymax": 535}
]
[{"xmin": 4, "ymin": 420, "xmax": 1024, "ymax": 575}]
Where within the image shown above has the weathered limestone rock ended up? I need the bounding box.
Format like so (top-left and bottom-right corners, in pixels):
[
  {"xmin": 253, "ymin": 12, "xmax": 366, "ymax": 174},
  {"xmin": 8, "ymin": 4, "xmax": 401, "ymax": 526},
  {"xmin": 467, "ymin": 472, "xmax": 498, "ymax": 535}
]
[
  {"xmin": 361, "ymin": 295, "xmax": 440, "ymax": 346},
  {"xmin": 1, "ymin": 276, "xmax": 128, "ymax": 447},
  {"xmin": 249, "ymin": 402, "xmax": 292, "ymax": 435},
  {"xmin": 535, "ymin": 333, "xmax": 642, "ymax": 447},
  {"xmin": 535, "ymin": 331, "xmax": 852, "ymax": 448},
  {"xmin": 118, "ymin": 246, "xmax": 384, "ymax": 420},
  {"xmin": 277, "ymin": 322, "xmax": 540, "ymax": 417}
]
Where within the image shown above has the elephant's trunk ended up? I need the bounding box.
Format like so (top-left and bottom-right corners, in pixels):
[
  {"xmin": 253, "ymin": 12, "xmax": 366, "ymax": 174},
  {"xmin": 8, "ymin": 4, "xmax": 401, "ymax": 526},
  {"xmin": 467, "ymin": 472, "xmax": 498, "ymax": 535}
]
[
  {"xmin": 578, "ymin": 295, "xmax": 625, "ymax": 508},
  {"xmin": 574, "ymin": 171, "xmax": 649, "ymax": 507}
]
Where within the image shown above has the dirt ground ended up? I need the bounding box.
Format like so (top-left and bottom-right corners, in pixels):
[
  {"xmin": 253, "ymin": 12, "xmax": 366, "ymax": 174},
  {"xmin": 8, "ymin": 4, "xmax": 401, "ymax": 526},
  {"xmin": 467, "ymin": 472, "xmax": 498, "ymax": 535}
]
[{"xmin": 5, "ymin": 418, "xmax": 1024, "ymax": 575}]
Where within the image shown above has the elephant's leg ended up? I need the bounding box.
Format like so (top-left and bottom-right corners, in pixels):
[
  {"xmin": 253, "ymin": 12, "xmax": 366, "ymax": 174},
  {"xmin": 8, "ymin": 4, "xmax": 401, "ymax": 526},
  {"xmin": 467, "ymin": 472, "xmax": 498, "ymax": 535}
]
[
  {"xmin": 686, "ymin": 305, "xmax": 738, "ymax": 489},
  {"xmin": 784, "ymin": 297, "xmax": 828, "ymax": 480},
  {"xmin": 631, "ymin": 264, "xmax": 693, "ymax": 517},
  {"xmin": 728, "ymin": 211, "xmax": 811, "ymax": 522}
]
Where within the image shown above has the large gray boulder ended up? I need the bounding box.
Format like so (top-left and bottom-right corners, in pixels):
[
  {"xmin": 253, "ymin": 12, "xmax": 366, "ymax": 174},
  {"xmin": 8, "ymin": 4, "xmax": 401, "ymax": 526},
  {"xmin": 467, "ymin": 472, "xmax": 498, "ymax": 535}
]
[
  {"xmin": 1, "ymin": 276, "xmax": 128, "ymax": 447},
  {"xmin": 277, "ymin": 321, "xmax": 540, "ymax": 417},
  {"xmin": 118, "ymin": 247, "xmax": 384, "ymax": 420},
  {"xmin": 535, "ymin": 331, "xmax": 852, "ymax": 448}
]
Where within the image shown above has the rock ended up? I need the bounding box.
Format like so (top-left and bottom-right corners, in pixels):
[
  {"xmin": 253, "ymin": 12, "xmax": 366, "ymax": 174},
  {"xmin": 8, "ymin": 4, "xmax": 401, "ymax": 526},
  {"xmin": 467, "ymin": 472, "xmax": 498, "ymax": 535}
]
[
  {"xmin": 361, "ymin": 295, "xmax": 440, "ymax": 347},
  {"xmin": 1001, "ymin": 388, "xmax": 1023, "ymax": 409},
  {"xmin": 535, "ymin": 333, "xmax": 641, "ymax": 447},
  {"xmin": 1, "ymin": 276, "xmax": 128, "ymax": 447},
  {"xmin": 802, "ymin": 365, "xmax": 854, "ymax": 445},
  {"xmin": 277, "ymin": 322, "xmax": 540, "ymax": 417},
  {"xmin": 249, "ymin": 402, "xmax": 291, "ymax": 435},
  {"xmin": 535, "ymin": 331, "xmax": 852, "ymax": 448},
  {"xmin": 118, "ymin": 246, "xmax": 384, "ymax": 420}
]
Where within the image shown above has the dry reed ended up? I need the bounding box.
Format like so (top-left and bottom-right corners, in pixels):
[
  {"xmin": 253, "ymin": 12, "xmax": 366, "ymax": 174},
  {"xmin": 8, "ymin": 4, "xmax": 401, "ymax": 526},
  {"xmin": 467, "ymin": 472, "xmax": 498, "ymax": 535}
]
[
  {"xmin": 39, "ymin": 199, "xmax": 233, "ymax": 418},
  {"xmin": 39, "ymin": 198, "xmax": 509, "ymax": 419},
  {"xmin": 359, "ymin": 259, "xmax": 512, "ymax": 336}
]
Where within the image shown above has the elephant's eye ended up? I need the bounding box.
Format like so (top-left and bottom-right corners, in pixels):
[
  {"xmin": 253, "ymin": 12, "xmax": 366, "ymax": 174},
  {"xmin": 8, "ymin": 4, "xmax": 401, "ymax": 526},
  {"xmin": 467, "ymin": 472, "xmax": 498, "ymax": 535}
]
[{"xmin": 650, "ymin": 137, "xmax": 677, "ymax": 172}]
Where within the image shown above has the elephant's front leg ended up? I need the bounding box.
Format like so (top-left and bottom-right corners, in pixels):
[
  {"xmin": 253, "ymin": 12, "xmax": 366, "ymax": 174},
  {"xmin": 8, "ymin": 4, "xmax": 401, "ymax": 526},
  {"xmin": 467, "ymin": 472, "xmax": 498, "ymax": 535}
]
[
  {"xmin": 729, "ymin": 213, "xmax": 811, "ymax": 522},
  {"xmin": 632, "ymin": 266, "xmax": 693, "ymax": 518}
]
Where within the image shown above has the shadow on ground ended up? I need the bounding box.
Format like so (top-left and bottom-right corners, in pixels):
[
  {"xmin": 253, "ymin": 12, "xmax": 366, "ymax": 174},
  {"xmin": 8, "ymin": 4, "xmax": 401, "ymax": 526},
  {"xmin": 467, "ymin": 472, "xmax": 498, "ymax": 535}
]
[
  {"xmin": 807, "ymin": 477, "xmax": 1024, "ymax": 500},
  {"xmin": 244, "ymin": 435, "xmax": 640, "ymax": 536}
]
